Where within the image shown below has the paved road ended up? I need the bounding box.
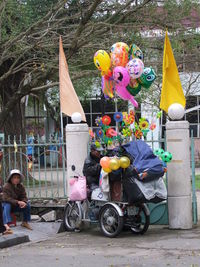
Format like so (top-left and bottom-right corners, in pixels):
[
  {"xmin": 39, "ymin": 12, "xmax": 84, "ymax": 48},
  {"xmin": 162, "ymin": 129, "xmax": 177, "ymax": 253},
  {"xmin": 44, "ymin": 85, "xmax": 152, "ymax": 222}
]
[{"xmin": 1, "ymin": 224, "xmax": 200, "ymax": 267}]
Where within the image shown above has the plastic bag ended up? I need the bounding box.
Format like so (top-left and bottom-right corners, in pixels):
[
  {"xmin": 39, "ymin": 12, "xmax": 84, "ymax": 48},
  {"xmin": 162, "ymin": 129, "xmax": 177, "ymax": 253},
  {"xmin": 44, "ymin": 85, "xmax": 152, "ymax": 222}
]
[
  {"xmin": 69, "ymin": 176, "xmax": 87, "ymax": 201},
  {"xmin": 99, "ymin": 169, "xmax": 110, "ymax": 192},
  {"xmin": 134, "ymin": 177, "xmax": 167, "ymax": 202}
]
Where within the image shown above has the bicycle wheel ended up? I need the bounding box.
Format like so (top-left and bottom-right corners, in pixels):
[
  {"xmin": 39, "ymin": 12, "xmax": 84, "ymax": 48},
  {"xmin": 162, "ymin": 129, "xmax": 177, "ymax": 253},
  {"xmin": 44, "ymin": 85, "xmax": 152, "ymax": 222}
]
[
  {"xmin": 130, "ymin": 203, "xmax": 150, "ymax": 235},
  {"xmin": 63, "ymin": 201, "xmax": 82, "ymax": 231},
  {"xmin": 99, "ymin": 204, "xmax": 124, "ymax": 238}
]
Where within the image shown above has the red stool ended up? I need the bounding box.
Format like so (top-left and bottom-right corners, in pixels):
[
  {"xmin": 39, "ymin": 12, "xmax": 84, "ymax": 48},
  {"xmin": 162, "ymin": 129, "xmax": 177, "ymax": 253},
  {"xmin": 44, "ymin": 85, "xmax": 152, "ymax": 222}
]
[{"xmin": 7, "ymin": 213, "xmax": 17, "ymax": 227}]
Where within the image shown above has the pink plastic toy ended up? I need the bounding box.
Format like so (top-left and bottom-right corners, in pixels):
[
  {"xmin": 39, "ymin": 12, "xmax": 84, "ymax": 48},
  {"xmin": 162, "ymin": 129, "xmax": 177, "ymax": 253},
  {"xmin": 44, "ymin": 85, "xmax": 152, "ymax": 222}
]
[
  {"xmin": 69, "ymin": 176, "xmax": 87, "ymax": 201},
  {"xmin": 113, "ymin": 66, "xmax": 138, "ymax": 108}
]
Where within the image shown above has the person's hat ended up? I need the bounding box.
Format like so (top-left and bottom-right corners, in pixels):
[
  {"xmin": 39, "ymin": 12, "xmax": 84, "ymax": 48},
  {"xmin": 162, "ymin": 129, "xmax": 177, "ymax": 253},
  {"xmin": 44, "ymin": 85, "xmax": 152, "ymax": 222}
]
[
  {"xmin": 7, "ymin": 169, "xmax": 24, "ymax": 183},
  {"xmin": 90, "ymin": 143, "xmax": 104, "ymax": 152}
]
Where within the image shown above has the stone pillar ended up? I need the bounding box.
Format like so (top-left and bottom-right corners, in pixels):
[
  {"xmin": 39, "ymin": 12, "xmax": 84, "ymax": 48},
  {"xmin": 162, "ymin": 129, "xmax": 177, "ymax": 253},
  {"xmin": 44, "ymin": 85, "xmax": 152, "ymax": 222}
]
[
  {"xmin": 166, "ymin": 121, "xmax": 192, "ymax": 229},
  {"xmin": 65, "ymin": 123, "xmax": 89, "ymax": 196}
]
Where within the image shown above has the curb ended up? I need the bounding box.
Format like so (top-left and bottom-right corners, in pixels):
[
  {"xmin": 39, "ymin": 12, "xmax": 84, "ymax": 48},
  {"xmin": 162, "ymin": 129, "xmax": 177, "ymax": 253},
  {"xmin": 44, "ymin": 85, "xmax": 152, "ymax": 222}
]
[{"xmin": 0, "ymin": 233, "xmax": 30, "ymax": 249}]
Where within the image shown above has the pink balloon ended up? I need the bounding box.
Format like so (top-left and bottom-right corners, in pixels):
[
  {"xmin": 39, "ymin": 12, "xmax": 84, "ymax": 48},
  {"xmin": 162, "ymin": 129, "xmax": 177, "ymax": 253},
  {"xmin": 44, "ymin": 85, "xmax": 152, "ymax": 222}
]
[
  {"xmin": 113, "ymin": 67, "xmax": 138, "ymax": 108},
  {"xmin": 113, "ymin": 66, "xmax": 130, "ymax": 86},
  {"xmin": 126, "ymin": 58, "xmax": 144, "ymax": 79}
]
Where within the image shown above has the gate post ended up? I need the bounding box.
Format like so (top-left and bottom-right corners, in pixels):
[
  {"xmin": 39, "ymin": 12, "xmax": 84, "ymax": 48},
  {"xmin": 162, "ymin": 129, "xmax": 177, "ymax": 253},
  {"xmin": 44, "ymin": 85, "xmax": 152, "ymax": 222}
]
[
  {"xmin": 166, "ymin": 121, "xmax": 192, "ymax": 229},
  {"xmin": 65, "ymin": 123, "xmax": 89, "ymax": 196}
]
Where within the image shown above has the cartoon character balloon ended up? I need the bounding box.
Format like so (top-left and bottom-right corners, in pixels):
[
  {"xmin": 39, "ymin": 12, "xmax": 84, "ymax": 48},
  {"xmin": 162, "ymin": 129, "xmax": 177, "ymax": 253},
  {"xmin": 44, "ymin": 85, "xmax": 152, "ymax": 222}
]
[
  {"xmin": 126, "ymin": 58, "xmax": 144, "ymax": 79},
  {"xmin": 110, "ymin": 42, "xmax": 129, "ymax": 68},
  {"xmin": 129, "ymin": 44, "xmax": 143, "ymax": 60},
  {"xmin": 137, "ymin": 67, "xmax": 156, "ymax": 89},
  {"xmin": 94, "ymin": 50, "xmax": 112, "ymax": 78},
  {"xmin": 113, "ymin": 66, "xmax": 138, "ymax": 108},
  {"xmin": 126, "ymin": 78, "xmax": 142, "ymax": 96}
]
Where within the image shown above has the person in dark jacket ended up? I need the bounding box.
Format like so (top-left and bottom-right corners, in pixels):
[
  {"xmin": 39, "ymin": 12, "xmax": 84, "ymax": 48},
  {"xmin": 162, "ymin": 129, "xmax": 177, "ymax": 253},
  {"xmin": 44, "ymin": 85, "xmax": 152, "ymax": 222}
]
[
  {"xmin": 83, "ymin": 144, "xmax": 103, "ymax": 190},
  {"xmin": 0, "ymin": 177, "xmax": 6, "ymax": 235},
  {"xmin": 2, "ymin": 169, "xmax": 32, "ymax": 232}
]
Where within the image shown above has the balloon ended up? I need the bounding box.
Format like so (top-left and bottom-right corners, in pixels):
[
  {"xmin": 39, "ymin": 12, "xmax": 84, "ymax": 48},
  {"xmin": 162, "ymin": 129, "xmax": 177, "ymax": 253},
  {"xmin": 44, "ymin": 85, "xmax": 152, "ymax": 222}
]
[
  {"xmin": 119, "ymin": 156, "xmax": 130, "ymax": 169},
  {"xmin": 126, "ymin": 58, "xmax": 144, "ymax": 79},
  {"xmin": 161, "ymin": 152, "xmax": 172, "ymax": 163},
  {"xmin": 126, "ymin": 78, "xmax": 142, "ymax": 96},
  {"xmin": 109, "ymin": 158, "xmax": 120, "ymax": 171},
  {"xmin": 100, "ymin": 157, "xmax": 110, "ymax": 169},
  {"xmin": 102, "ymin": 76, "xmax": 114, "ymax": 98},
  {"xmin": 154, "ymin": 148, "xmax": 164, "ymax": 157},
  {"xmin": 129, "ymin": 44, "xmax": 143, "ymax": 60},
  {"xmin": 102, "ymin": 167, "xmax": 112, "ymax": 173},
  {"xmin": 113, "ymin": 66, "xmax": 130, "ymax": 87},
  {"xmin": 137, "ymin": 67, "xmax": 156, "ymax": 89},
  {"xmin": 94, "ymin": 50, "xmax": 111, "ymax": 77},
  {"xmin": 110, "ymin": 42, "xmax": 129, "ymax": 68},
  {"xmin": 113, "ymin": 66, "xmax": 138, "ymax": 108}
]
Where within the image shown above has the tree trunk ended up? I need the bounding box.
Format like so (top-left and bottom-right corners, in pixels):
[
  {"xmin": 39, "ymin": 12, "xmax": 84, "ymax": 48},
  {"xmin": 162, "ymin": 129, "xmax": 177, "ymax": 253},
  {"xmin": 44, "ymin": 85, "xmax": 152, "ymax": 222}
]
[
  {"xmin": 3, "ymin": 100, "xmax": 25, "ymax": 140},
  {"xmin": 0, "ymin": 71, "xmax": 26, "ymax": 141}
]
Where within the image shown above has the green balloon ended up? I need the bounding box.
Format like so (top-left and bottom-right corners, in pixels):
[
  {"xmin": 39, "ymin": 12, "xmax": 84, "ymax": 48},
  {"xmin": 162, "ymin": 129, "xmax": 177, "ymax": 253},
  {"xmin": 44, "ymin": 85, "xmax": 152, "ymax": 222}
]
[
  {"xmin": 129, "ymin": 44, "xmax": 143, "ymax": 60},
  {"xmin": 154, "ymin": 148, "xmax": 164, "ymax": 156},
  {"xmin": 126, "ymin": 83, "xmax": 142, "ymax": 96},
  {"xmin": 137, "ymin": 67, "xmax": 156, "ymax": 89},
  {"xmin": 161, "ymin": 152, "xmax": 172, "ymax": 163}
]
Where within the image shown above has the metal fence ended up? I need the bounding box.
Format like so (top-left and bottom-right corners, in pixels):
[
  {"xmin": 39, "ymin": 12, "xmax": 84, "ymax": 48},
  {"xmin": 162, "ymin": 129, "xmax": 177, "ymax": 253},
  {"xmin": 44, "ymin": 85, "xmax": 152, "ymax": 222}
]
[
  {"xmin": 0, "ymin": 135, "xmax": 67, "ymax": 199},
  {"xmin": 0, "ymin": 134, "xmax": 197, "ymax": 224}
]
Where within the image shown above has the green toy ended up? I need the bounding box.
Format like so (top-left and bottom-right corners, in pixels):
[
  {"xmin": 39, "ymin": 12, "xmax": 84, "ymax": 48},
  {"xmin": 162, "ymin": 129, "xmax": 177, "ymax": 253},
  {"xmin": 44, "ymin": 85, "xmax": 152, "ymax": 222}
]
[
  {"xmin": 154, "ymin": 148, "xmax": 164, "ymax": 157},
  {"xmin": 161, "ymin": 152, "xmax": 172, "ymax": 163},
  {"xmin": 126, "ymin": 83, "xmax": 142, "ymax": 96},
  {"xmin": 137, "ymin": 67, "xmax": 156, "ymax": 89}
]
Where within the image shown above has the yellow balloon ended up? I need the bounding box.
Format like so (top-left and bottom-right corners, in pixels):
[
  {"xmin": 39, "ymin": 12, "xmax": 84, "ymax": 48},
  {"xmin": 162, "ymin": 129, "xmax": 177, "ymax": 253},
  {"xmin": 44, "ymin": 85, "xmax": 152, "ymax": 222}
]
[
  {"xmin": 103, "ymin": 167, "xmax": 112, "ymax": 173},
  {"xmin": 119, "ymin": 156, "xmax": 130, "ymax": 169},
  {"xmin": 109, "ymin": 158, "xmax": 120, "ymax": 171},
  {"xmin": 94, "ymin": 50, "xmax": 111, "ymax": 75}
]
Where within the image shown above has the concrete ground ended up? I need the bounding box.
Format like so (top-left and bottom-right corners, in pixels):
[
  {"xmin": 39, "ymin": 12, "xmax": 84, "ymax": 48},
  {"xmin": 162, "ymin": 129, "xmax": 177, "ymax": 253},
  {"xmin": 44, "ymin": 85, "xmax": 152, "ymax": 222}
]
[
  {"xmin": 0, "ymin": 169, "xmax": 199, "ymax": 265},
  {"xmin": 0, "ymin": 221, "xmax": 61, "ymax": 248},
  {"xmin": 0, "ymin": 223, "xmax": 200, "ymax": 267}
]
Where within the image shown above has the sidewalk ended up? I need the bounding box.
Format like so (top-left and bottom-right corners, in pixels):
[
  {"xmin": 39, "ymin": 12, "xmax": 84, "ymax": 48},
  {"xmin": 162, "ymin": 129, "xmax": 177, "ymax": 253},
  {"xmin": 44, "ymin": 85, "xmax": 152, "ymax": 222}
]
[
  {"xmin": 0, "ymin": 222, "xmax": 62, "ymax": 249},
  {"xmin": 1, "ymin": 224, "xmax": 200, "ymax": 267}
]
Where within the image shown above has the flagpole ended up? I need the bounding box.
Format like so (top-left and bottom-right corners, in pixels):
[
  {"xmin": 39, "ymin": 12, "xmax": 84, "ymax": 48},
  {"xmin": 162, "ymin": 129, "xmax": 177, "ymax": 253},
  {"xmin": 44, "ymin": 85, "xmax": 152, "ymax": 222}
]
[
  {"xmin": 60, "ymin": 108, "xmax": 67, "ymax": 196},
  {"xmin": 60, "ymin": 109, "xmax": 64, "ymax": 142}
]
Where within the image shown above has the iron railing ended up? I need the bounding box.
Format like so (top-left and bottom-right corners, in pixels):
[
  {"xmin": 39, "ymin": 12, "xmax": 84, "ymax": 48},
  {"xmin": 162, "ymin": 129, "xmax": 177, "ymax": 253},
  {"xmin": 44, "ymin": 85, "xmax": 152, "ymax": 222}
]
[{"xmin": 0, "ymin": 135, "xmax": 67, "ymax": 199}]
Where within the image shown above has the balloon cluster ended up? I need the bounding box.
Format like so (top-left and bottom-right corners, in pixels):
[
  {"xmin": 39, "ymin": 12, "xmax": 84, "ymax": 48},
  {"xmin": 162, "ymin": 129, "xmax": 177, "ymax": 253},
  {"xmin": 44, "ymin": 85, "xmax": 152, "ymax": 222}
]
[
  {"xmin": 100, "ymin": 156, "xmax": 130, "ymax": 173},
  {"xmin": 154, "ymin": 148, "xmax": 172, "ymax": 163},
  {"xmin": 94, "ymin": 42, "xmax": 157, "ymax": 108}
]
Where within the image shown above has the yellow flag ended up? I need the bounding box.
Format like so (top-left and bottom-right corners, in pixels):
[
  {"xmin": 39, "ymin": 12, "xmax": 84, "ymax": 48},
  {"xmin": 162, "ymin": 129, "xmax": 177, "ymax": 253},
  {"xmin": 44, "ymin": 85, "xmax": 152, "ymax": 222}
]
[
  {"xmin": 59, "ymin": 36, "xmax": 86, "ymax": 121},
  {"xmin": 160, "ymin": 31, "xmax": 186, "ymax": 113}
]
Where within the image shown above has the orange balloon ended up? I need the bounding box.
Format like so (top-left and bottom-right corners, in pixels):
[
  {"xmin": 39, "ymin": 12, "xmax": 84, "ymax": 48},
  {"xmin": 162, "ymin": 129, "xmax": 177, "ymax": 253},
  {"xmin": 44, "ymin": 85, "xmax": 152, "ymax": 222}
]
[{"xmin": 100, "ymin": 156, "xmax": 110, "ymax": 169}]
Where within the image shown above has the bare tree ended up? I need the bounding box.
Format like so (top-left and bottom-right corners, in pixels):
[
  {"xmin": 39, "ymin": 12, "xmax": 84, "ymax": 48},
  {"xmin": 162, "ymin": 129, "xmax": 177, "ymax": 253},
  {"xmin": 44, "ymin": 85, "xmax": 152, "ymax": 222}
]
[{"xmin": 0, "ymin": 0, "xmax": 199, "ymax": 138}]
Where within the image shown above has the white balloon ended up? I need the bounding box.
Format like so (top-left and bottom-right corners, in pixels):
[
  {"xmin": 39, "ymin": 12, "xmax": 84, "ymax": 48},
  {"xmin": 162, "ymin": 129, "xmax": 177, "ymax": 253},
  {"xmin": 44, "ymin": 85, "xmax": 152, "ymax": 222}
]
[
  {"xmin": 71, "ymin": 112, "xmax": 82, "ymax": 123},
  {"xmin": 168, "ymin": 103, "xmax": 185, "ymax": 120}
]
